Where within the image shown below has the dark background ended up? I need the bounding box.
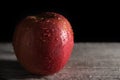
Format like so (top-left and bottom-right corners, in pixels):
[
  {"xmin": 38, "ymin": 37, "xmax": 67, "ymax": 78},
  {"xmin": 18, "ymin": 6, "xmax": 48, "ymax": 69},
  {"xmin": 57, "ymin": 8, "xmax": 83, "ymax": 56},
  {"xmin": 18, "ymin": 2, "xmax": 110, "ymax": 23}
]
[{"xmin": 0, "ymin": 1, "xmax": 119, "ymax": 42}]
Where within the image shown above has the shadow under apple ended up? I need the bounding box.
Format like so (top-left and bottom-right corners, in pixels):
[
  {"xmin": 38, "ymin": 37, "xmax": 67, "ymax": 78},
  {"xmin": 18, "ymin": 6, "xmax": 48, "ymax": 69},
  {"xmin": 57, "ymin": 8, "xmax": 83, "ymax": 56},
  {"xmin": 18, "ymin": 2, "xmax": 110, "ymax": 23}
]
[{"xmin": 0, "ymin": 60, "xmax": 44, "ymax": 79}]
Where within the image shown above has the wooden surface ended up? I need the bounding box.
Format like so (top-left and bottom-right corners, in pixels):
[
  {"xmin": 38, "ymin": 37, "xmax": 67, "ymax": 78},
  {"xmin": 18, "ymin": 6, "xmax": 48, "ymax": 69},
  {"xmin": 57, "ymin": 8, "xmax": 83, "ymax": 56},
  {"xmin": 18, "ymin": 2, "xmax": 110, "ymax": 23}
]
[{"xmin": 1, "ymin": 43, "xmax": 120, "ymax": 80}]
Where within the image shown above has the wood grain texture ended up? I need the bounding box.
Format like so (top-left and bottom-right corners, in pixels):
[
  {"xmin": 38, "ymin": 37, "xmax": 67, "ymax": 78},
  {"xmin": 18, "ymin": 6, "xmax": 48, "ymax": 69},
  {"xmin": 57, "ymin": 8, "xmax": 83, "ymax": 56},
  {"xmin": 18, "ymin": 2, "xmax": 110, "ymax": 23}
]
[{"xmin": 0, "ymin": 43, "xmax": 120, "ymax": 80}]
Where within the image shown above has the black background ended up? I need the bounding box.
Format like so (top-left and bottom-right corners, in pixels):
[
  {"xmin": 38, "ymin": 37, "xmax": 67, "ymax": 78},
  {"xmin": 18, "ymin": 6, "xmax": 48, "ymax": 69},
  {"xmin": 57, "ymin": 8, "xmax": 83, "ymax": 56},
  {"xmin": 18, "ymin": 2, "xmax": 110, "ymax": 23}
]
[{"xmin": 0, "ymin": 1, "xmax": 119, "ymax": 42}]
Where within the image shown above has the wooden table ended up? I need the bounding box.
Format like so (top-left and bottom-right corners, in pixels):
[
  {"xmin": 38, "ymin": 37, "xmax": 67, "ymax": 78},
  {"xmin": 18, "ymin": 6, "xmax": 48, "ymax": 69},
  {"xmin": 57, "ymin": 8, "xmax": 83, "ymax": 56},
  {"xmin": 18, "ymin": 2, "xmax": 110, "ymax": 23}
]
[{"xmin": 0, "ymin": 43, "xmax": 120, "ymax": 80}]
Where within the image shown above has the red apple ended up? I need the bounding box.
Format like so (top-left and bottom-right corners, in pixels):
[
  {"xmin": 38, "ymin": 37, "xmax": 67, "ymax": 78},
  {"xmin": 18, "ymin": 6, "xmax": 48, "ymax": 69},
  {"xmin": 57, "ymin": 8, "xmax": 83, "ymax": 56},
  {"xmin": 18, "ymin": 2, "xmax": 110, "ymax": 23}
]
[{"xmin": 13, "ymin": 12, "xmax": 74, "ymax": 75}]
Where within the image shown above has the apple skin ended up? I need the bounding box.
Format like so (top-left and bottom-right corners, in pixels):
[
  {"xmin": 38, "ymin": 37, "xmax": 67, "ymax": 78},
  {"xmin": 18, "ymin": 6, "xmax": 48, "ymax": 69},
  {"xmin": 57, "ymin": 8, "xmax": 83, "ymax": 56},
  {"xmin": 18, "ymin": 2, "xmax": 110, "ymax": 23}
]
[{"xmin": 13, "ymin": 12, "xmax": 74, "ymax": 75}]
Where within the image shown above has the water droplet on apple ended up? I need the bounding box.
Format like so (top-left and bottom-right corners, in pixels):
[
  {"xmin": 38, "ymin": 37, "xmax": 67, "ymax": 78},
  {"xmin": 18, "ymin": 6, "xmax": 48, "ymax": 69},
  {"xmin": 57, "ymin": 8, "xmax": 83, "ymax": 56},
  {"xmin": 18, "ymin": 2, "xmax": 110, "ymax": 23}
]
[
  {"xmin": 46, "ymin": 20, "xmax": 50, "ymax": 22},
  {"xmin": 52, "ymin": 29, "xmax": 55, "ymax": 32}
]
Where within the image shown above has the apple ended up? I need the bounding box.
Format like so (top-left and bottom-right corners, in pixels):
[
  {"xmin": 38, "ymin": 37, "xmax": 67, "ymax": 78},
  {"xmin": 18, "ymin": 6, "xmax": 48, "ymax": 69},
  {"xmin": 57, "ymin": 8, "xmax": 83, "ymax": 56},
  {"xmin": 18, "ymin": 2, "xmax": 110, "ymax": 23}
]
[{"xmin": 13, "ymin": 12, "xmax": 74, "ymax": 75}]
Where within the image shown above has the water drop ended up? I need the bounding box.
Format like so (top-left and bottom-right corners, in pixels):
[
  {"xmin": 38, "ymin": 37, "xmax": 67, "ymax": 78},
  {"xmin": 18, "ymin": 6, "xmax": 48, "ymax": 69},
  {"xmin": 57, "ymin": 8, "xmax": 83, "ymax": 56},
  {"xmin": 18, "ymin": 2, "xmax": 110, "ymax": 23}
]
[
  {"xmin": 43, "ymin": 40, "xmax": 46, "ymax": 42},
  {"xmin": 58, "ymin": 17, "xmax": 61, "ymax": 20},
  {"xmin": 52, "ymin": 29, "xmax": 55, "ymax": 32},
  {"xmin": 40, "ymin": 37, "xmax": 42, "ymax": 40},
  {"xmin": 41, "ymin": 17, "xmax": 44, "ymax": 20},
  {"xmin": 46, "ymin": 20, "xmax": 50, "ymax": 22},
  {"xmin": 46, "ymin": 29, "xmax": 49, "ymax": 32},
  {"xmin": 27, "ymin": 16, "xmax": 38, "ymax": 22},
  {"xmin": 63, "ymin": 22, "xmax": 66, "ymax": 25},
  {"xmin": 48, "ymin": 34, "xmax": 51, "ymax": 37},
  {"xmin": 53, "ymin": 22, "xmax": 56, "ymax": 24},
  {"xmin": 43, "ymin": 33, "xmax": 51, "ymax": 37},
  {"xmin": 43, "ymin": 33, "xmax": 47, "ymax": 36},
  {"xmin": 42, "ymin": 27, "xmax": 48, "ymax": 30},
  {"xmin": 55, "ymin": 38, "xmax": 59, "ymax": 41},
  {"xmin": 28, "ymin": 16, "xmax": 36, "ymax": 19}
]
